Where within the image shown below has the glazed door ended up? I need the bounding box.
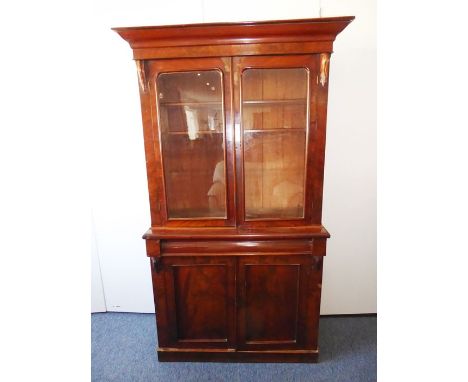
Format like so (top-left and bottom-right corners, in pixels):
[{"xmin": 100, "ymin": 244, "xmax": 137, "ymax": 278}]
[
  {"xmin": 153, "ymin": 256, "xmax": 236, "ymax": 349},
  {"xmin": 147, "ymin": 58, "xmax": 235, "ymax": 226},
  {"xmin": 233, "ymin": 55, "xmax": 323, "ymax": 227},
  {"xmin": 236, "ymin": 255, "xmax": 323, "ymax": 351}
]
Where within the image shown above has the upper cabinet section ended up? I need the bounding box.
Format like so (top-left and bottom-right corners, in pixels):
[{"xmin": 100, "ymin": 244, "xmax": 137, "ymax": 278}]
[
  {"xmin": 112, "ymin": 17, "xmax": 354, "ymax": 59},
  {"xmin": 113, "ymin": 18, "xmax": 354, "ymax": 230}
]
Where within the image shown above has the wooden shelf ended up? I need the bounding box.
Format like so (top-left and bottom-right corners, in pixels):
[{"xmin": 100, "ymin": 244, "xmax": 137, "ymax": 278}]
[
  {"xmin": 159, "ymin": 101, "xmax": 222, "ymax": 107},
  {"xmin": 245, "ymin": 206, "xmax": 305, "ymax": 220},
  {"xmin": 243, "ymin": 128, "xmax": 305, "ymax": 133},
  {"xmin": 242, "ymin": 99, "xmax": 307, "ymax": 105},
  {"xmin": 162, "ymin": 130, "xmax": 223, "ymax": 135}
]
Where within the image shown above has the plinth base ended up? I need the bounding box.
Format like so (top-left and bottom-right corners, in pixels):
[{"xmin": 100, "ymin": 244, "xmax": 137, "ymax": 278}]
[{"xmin": 157, "ymin": 348, "xmax": 319, "ymax": 363}]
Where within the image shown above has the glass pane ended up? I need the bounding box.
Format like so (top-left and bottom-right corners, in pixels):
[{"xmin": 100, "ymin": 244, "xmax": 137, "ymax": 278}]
[
  {"xmin": 242, "ymin": 68, "xmax": 309, "ymax": 220},
  {"xmin": 157, "ymin": 70, "xmax": 226, "ymax": 219}
]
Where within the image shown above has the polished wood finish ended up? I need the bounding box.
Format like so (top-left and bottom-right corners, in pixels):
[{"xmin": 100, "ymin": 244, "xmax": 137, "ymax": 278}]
[
  {"xmin": 233, "ymin": 55, "xmax": 320, "ymax": 227},
  {"xmin": 237, "ymin": 255, "xmax": 320, "ymax": 350},
  {"xmin": 146, "ymin": 57, "xmax": 236, "ymax": 227},
  {"xmin": 143, "ymin": 225, "xmax": 330, "ymax": 240},
  {"xmin": 154, "ymin": 256, "xmax": 236, "ymax": 348},
  {"xmin": 112, "ymin": 17, "xmax": 354, "ymax": 59},
  {"xmin": 114, "ymin": 17, "xmax": 353, "ymax": 363},
  {"xmin": 157, "ymin": 348, "xmax": 319, "ymax": 363}
]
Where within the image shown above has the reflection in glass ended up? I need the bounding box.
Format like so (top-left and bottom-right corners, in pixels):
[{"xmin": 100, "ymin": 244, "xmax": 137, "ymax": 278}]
[
  {"xmin": 242, "ymin": 68, "xmax": 309, "ymax": 219},
  {"xmin": 157, "ymin": 70, "xmax": 227, "ymax": 219}
]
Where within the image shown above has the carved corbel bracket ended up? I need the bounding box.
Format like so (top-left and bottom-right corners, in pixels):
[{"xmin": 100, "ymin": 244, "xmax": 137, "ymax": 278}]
[
  {"xmin": 135, "ymin": 60, "xmax": 148, "ymax": 93},
  {"xmin": 151, "ymin": 256, "xmax": 163, "ymax": 273},
  {"xmin": 319, "ymin": 53, "xmax": 330, "ymax": 87}
]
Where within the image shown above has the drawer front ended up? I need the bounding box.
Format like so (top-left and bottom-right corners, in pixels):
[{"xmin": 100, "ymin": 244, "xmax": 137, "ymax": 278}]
[{"xmin": 160, "ymin": 238, "xmax": 327, "ymax": 256}]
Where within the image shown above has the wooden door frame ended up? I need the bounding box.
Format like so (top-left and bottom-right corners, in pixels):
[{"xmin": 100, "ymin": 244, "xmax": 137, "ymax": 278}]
[
  {"xmin": 152, "ymin": 255, "xmax": 237, "ymax": 349},
  {"xmin": 232, "ymin": 55, "xmax": 326, "ymax": 228},
  {"xmin": 236, "ymin": 254, "xmax": 323, "ymax": 351},
  {"xmin": 143, "ymin": 57, "xmax": 236, "ymax": 227}
]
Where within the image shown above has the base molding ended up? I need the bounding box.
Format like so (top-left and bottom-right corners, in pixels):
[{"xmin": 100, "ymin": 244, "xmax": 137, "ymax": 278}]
[{"xmin": 157, "ymin": 348, "xmax": 319, "ymax": 363}]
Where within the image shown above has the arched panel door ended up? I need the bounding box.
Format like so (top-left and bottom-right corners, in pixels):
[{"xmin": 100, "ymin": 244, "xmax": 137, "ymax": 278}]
[
  {"xmin": 146, "ymin": 58, "xmax": 236, "ymax": 227},
  {"xmin": 233, "ymin": 55, "xmax": 326, "ymax": 228}
]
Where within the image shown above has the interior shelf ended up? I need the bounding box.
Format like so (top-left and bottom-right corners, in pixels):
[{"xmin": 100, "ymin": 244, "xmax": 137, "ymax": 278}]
[
  {"xmin": 242, "ymin": 99, "xmax": 307, "ymax": 105},
  {"xmin": 243, "ymin": 128, "xmax": 305, "ymax": 133},
  {"xmin": 159, "ymin": 101, "xmax": 222, "ymax": 107},
  {"xmin": 162, "ymin": 130, "xmax": 223, "ymax": 135}
]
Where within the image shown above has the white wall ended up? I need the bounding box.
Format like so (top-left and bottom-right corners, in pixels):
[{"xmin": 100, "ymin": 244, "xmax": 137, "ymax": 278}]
[
  {"xmin": 91, "ymin": 0, "xmax": 376, "ymax": 314},
  {"xmin": 91, "ymin": 214, "xmax": 106, "ymax": 313},
  {"xmin": 320, "ymin": 0, "xmax": 376, "ymax": 313}
]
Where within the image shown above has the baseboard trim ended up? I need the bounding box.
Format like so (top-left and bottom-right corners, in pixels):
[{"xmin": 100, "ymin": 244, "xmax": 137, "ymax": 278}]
[
  {"xmin": 320, "ymin": 313, "xmax": 377, "ymax": 318},
  {"xmin": 93, "ymin": 312, "xmax": 377, "ymax": 317},
  {"xmin": 157, "ymin": 347, "xmax": 319, "ymax": 363}
]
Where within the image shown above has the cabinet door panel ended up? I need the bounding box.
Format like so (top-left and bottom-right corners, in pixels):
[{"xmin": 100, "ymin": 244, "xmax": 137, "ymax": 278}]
[
  {"xmin": 153, "ymin": 256, "xmax": 236, "ymax": 348},
  {"xmin": 157, "ymin": 70, "xmax": 227, "ymax": 219},
  {"xmin": 242, "ymin": 68, "xmax": 308, "ymax": 220},
  {"xmin": 147, "ymin": 58, "xmax": 235, "ymax": 227},
  {"xmin": 233, "ymin": 55, "xmax": 321, "ymax": 227},
  {"xmin": 237, "ymin": 255, "xmax": 322, "ymax": 350},
  {"xmin": 244, "ymin": 263, "xmax": 300, "ymax": 342}
]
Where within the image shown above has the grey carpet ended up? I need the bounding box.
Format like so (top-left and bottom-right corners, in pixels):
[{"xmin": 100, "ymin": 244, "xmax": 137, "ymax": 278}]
[{"xmin": 92, "ymin": 313, "xmax": 376, "ymax": 382}]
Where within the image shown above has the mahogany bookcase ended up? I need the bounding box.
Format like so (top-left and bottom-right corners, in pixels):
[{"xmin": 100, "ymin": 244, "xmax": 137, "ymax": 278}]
[{"xmin": 113, "ymin": 16, "xmax": 354, "ymax": 363}]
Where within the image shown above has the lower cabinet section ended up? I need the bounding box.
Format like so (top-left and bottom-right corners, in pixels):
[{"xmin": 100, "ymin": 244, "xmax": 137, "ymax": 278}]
[{"xmin": 150, "ymin": 250, "xmax": 324, "ymax": 363}]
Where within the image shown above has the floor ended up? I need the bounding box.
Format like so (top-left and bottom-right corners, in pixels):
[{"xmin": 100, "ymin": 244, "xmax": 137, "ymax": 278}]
[{"xmin": 92, "ymin": 313, "xmax": 376, "ymax": 382}]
